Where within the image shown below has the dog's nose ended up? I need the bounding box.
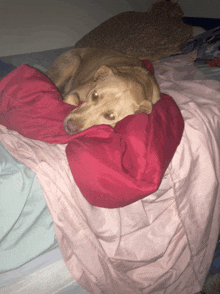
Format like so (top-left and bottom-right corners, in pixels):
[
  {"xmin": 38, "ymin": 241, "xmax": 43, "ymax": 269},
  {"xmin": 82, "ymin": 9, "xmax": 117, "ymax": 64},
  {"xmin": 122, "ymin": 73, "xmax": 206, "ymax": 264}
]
[{"xmin": 64, "ymin": 118, "xmax": 81, "ymax": 134}]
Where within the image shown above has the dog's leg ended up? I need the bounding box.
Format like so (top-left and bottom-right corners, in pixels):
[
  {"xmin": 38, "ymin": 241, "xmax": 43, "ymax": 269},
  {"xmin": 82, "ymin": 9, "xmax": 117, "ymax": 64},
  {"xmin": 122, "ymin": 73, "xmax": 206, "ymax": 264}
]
[{"xmin": 45, "ymin": 50, "xmax": 81, "ymax": 92}]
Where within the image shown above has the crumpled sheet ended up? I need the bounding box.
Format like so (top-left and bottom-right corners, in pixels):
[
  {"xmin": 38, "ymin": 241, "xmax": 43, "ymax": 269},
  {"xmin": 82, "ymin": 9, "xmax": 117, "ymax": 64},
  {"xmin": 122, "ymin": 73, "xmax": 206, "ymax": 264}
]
[{"xmin": 1, "ymin": 52, "xmax": 220, "ymax": 293}]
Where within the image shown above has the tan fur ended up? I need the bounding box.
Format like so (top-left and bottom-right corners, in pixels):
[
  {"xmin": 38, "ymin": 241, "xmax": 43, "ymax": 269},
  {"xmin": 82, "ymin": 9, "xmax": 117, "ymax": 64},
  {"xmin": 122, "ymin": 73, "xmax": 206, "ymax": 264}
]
[{"xmin": 46, "ymin": 48, "xmax": 160, "ymax": 134}]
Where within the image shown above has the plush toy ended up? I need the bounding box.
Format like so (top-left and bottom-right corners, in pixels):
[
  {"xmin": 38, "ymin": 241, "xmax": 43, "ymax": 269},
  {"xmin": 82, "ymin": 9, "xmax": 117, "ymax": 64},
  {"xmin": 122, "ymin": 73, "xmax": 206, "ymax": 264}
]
[{"xmin": 74, "ymin": 0, "xmax": 193, "ymax": 61}]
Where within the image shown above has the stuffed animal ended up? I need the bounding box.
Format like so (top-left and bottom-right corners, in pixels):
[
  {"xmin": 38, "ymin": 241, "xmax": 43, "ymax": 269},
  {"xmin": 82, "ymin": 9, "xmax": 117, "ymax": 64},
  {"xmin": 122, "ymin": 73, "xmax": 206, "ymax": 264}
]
[{"xmin": 74, "ymin": 0, "xmax": 193, "ymax": 61}]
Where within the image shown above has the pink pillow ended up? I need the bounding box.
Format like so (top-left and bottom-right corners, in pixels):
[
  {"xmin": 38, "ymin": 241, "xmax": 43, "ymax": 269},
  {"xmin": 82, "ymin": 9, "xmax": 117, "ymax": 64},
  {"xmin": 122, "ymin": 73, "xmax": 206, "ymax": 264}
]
[{"xmin": 0, "ymin": 63, "xmax": 184, "ymax": 208}]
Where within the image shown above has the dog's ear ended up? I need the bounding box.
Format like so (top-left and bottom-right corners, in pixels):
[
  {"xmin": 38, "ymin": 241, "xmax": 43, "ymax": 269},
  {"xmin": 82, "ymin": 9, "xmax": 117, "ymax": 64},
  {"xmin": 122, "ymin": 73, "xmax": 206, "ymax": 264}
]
[
  {"xmin": 94, "ymin": 65, "xmax": 115, "ymax": 81},
  {"xmin": 135, "ymin": 100, "xmax": 153, "ymax": 115}
]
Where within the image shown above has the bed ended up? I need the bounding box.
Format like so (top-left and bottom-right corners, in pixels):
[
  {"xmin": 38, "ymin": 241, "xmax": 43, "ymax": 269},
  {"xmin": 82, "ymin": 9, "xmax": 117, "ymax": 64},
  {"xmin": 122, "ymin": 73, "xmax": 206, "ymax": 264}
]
[{"xmin": 1, "ymin": 2, "xmax": 220, "ymax": 293}]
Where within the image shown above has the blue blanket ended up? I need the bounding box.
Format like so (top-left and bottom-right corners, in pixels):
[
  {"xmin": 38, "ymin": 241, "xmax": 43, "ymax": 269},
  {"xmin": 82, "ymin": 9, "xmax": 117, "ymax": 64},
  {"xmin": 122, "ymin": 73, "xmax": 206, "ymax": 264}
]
[{"xmin": 0, "ymin": 142, "xmax": 57, "ymax": 273}]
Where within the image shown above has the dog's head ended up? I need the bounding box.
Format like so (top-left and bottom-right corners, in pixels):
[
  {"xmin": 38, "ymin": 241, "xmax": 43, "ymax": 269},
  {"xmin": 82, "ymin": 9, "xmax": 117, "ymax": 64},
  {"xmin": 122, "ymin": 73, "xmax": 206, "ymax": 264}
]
[{"xmin": 63, "ymin": 65, "xmax": 160, "ymax": 134}]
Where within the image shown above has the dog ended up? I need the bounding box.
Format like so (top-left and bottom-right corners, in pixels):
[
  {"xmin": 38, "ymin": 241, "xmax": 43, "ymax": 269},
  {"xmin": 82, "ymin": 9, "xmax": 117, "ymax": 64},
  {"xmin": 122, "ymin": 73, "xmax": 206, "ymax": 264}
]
[{"xmin": 45, "ymin": 48, "xmax": 161, "ymax": 134}]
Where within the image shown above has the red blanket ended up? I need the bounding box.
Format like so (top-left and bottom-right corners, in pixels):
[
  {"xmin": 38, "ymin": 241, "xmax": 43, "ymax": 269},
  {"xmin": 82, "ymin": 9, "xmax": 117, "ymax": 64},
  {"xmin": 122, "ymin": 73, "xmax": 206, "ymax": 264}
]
[{"xmin": 0, "ymin": 62, "xmax": 184, "ymax": 208}]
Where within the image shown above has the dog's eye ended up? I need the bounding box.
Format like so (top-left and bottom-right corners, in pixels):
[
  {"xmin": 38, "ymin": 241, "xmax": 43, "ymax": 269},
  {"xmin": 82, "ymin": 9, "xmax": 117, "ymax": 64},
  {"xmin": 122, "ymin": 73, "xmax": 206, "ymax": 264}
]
[
  {"xmin": 104, "ymin": 113, "xmax": 115, "ymax": 120},
  {"xmin": 92, "ymin": 91, "xmax": 99, "ymax": 101}
]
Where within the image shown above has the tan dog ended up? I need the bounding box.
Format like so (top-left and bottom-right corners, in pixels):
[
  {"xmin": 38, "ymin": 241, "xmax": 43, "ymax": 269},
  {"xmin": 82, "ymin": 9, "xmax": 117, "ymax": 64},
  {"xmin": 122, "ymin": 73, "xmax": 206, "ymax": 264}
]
[{"xmin": 45, "ymin": 48, "xmax": 160, "ymax": 134}]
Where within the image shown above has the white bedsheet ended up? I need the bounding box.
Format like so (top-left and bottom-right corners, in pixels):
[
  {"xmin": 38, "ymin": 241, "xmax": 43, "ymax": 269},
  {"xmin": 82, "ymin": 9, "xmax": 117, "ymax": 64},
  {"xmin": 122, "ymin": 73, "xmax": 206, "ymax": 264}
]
[{"xmin": 1, "ymin": 53, "xmax": 220, "ymax": 294}]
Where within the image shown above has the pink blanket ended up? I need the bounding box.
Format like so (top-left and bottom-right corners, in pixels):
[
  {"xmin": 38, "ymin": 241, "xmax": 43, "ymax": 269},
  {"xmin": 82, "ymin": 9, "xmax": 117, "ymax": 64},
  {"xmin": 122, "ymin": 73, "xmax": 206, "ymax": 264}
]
[{"xmin": 1, "ymin": 52, "xmax": 220, "ymax": 293}]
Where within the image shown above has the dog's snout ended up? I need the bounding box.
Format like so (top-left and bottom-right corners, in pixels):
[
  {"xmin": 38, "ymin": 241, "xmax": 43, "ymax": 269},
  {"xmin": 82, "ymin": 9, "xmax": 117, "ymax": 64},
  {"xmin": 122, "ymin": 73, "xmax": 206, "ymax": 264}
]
[{"xmin": 64, "ymin": 118, "xmax": 81, "ymax": 134}]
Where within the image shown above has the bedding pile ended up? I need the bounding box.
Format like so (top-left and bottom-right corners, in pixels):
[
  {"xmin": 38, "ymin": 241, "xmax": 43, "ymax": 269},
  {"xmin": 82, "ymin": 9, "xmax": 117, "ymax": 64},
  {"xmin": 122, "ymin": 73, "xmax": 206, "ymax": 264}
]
[
  {"xmin": 0, "ymin": 62, "xmax": 183, "ymax": 208},
  {"xmin": 0, "ymin": 53, "xmax": 220, "ymax": 293}
]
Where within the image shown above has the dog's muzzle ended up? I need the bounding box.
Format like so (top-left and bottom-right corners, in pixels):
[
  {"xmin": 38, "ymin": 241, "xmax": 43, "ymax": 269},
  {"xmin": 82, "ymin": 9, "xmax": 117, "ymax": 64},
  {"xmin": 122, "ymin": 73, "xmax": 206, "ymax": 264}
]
[{"xmin": 64, "ymin": 117, "xmax": 81, "ymax": 134}]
